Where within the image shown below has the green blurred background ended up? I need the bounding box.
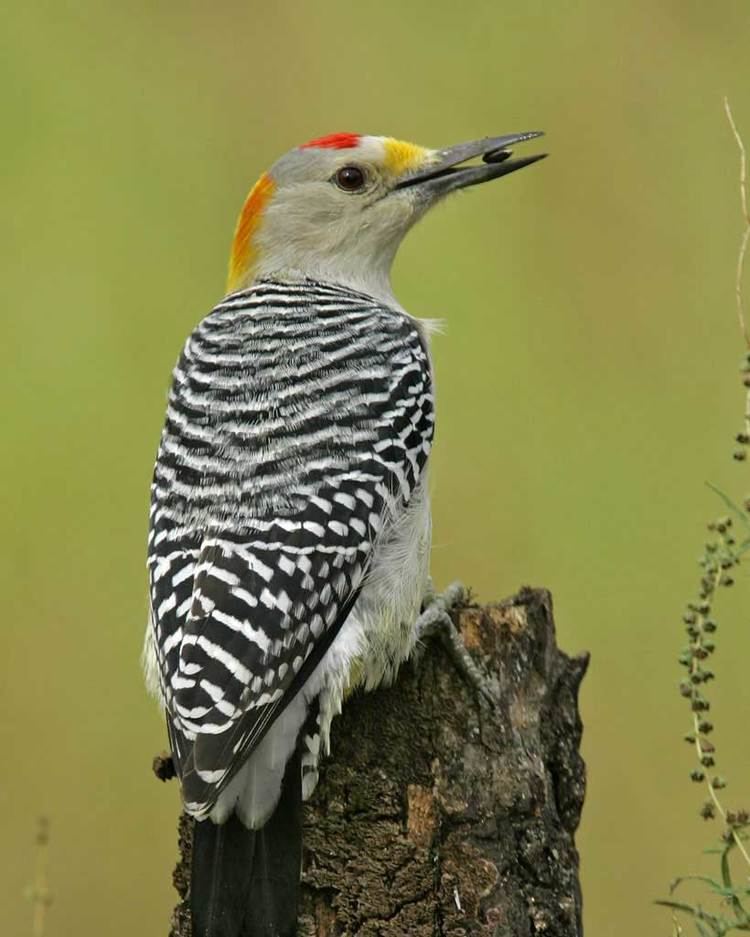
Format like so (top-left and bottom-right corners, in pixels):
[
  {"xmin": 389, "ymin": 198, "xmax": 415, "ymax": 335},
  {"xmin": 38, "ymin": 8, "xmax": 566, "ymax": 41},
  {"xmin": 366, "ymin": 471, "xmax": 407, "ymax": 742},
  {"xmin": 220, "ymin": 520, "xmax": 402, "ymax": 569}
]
[{"xmin": 3, "ymin": 1, "xmax": 750, "ymax": 933}]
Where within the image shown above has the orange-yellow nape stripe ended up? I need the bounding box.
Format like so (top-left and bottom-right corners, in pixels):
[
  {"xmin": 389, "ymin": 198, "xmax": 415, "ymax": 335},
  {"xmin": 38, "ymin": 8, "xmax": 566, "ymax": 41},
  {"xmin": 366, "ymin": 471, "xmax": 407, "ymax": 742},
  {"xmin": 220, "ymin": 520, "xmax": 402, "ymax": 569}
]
[
  {"xmin": 227, "ymin": 173, "xmax": 276, "ymax": 292},
  {"xmin": 382, "ymin": 138, "xmax": 433, "ymax": 176}
]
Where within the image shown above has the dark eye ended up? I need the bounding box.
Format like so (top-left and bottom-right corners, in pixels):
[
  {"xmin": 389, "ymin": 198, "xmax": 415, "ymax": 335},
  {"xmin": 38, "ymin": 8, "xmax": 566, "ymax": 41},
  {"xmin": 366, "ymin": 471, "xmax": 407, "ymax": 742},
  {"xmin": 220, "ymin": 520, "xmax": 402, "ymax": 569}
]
[{"xmin": 334, "ymin": 165, "xmax": 367, "ymax": 192}]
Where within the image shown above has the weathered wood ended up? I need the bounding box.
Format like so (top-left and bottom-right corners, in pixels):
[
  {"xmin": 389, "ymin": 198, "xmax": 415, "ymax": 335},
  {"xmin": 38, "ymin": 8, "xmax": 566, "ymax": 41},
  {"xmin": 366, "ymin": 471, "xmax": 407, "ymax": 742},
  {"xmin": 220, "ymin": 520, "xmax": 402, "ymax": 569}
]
[
  {"xmin": 168, "ymin": 587, "xmax": 588, "ymax": 936},
  {"xmin": 298, "ymin": 587, "xmax": 587, "ymax": 936}
]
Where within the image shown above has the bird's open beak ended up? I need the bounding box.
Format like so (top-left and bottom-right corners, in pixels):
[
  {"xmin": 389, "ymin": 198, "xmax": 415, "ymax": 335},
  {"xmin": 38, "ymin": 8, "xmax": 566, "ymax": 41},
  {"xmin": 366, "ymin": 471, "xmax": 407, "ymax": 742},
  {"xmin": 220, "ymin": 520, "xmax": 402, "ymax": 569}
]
[{"xmin": 394, "ymin": 131, "xmax": 546, "ymax": 197}]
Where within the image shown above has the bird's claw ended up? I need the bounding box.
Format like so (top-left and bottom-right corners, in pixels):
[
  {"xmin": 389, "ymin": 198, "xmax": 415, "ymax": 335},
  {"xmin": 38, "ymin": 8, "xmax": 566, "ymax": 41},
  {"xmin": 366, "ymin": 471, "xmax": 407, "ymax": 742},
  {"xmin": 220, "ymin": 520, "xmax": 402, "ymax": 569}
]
[{"xmin": 414, "ymin": 581, "xmax": 497, "ymax": 705}]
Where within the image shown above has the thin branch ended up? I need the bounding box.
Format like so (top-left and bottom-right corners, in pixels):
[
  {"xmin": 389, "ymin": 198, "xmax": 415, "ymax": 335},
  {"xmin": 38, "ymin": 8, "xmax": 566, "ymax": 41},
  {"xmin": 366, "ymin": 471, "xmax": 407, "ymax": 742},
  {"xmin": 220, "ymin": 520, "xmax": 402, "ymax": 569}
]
[{"xmin": 724, "ymin": 97, "xmax": 750, "ymax": 353}]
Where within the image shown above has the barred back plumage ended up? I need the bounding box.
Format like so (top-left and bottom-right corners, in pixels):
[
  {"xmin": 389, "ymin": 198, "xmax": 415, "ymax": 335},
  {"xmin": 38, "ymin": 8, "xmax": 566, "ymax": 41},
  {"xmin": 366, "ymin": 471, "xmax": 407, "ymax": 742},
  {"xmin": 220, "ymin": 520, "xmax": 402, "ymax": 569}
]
[{"xmin": 147, "ymin": 279, "xmax": 434, "ymax": 818}]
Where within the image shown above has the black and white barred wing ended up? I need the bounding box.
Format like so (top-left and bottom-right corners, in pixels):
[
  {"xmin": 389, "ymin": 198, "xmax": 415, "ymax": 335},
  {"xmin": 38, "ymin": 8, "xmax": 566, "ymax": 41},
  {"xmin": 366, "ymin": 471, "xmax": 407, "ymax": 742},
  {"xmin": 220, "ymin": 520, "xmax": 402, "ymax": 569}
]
[
  {"xmin": 170, "ymin": 486, "xmax": 376, "ymax": 813},
  {"xmin": 148, "ymin": 283, "xmax": 434, "ymax": 815}
]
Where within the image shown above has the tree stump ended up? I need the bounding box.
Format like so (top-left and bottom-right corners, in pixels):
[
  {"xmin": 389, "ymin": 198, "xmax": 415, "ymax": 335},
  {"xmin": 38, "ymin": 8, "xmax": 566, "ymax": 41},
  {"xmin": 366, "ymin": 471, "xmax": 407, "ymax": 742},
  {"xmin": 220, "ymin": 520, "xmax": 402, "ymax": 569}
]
[{"xmin": 168, "ymin": 587, "xmax": 588, "ymax": 937}]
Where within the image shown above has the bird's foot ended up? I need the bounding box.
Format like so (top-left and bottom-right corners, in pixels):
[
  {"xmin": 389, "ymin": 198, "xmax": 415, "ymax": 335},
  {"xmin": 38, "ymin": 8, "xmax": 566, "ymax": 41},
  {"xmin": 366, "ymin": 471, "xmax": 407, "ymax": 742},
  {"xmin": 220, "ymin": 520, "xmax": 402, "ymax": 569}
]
[{"xmin": 414, "ymin": 580, "xmax": 496, "ymax": 704}]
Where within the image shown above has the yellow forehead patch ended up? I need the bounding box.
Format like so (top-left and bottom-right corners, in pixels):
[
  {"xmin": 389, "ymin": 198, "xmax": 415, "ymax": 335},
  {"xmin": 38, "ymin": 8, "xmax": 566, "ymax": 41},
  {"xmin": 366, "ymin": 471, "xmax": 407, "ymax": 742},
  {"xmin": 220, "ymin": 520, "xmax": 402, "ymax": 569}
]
[
  {"xmin": 382, "ymin": 138, "xmax": 433, "ymax": 176},
  {"xmin": 227, "ymin": 172, "xmax": 276, "ymax": 293}
]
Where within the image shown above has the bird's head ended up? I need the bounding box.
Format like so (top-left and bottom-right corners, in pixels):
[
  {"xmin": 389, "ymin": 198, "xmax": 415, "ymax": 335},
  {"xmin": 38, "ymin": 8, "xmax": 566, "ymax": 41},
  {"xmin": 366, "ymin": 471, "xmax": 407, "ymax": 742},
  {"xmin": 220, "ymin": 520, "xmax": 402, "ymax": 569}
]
[{"xmin": 227, "ymin": 131, "xmax": 545, "ymax": 298}]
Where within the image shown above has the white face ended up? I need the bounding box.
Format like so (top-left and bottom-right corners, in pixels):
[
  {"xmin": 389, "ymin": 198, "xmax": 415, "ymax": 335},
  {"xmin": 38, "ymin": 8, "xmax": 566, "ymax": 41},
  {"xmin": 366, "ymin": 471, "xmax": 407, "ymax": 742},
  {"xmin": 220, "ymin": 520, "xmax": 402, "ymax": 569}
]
[{"xmin": 235, "ymin": 135, "xmax": 438, "ymax": 299}]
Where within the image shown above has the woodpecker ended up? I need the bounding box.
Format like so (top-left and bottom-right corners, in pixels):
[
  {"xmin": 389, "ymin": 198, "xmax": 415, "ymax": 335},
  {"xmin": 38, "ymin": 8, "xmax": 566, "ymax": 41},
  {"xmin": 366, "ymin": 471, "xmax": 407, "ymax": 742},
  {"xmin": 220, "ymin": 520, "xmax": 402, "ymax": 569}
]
[{"xmin": 145, "ymin": 130, "xmax": 544, "ymax": 937}]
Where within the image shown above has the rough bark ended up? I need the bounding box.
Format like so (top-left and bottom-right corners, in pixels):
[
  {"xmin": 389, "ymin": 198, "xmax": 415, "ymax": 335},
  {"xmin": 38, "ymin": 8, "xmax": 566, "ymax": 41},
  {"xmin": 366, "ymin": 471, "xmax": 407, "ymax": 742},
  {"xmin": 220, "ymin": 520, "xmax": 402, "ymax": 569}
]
[{"xmin": 167, "ymin": 586, "xmax": 588, "ymax": 937}]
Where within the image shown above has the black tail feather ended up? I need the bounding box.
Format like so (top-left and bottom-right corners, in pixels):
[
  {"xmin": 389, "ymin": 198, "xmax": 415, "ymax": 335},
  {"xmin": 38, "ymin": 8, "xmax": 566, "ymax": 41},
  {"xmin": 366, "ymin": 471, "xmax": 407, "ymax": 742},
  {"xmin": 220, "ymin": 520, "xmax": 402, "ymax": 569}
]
[{"xmin": 190, "ymin": 749, "xmax": 303, "ymax": 937}]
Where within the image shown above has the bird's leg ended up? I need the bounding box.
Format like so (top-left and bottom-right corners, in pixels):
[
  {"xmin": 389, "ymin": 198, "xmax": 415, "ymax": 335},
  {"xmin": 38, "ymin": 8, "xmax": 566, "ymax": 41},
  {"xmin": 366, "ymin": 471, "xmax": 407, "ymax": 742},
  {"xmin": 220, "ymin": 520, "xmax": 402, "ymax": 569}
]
[{"xmin": 414, "ymin": 580, "xmax": 496, "ymax": 704}]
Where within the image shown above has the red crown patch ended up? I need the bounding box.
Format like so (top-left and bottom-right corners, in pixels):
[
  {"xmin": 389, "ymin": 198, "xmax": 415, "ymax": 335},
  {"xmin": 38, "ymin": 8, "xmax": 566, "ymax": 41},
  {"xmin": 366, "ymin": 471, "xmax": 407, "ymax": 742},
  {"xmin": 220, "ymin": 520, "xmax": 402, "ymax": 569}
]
[{"xmin": 301, "ymin": 133, "xmax": 361, "ymax": 150}]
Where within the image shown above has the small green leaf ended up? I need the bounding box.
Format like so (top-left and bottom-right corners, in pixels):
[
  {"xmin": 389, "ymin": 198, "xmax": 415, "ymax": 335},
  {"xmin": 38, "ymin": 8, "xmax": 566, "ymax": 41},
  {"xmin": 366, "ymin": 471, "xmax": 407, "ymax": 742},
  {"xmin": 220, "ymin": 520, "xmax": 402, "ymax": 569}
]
[{"xmin": 656, "ymin": 899, "xmax": 703, "ymax": 915}]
